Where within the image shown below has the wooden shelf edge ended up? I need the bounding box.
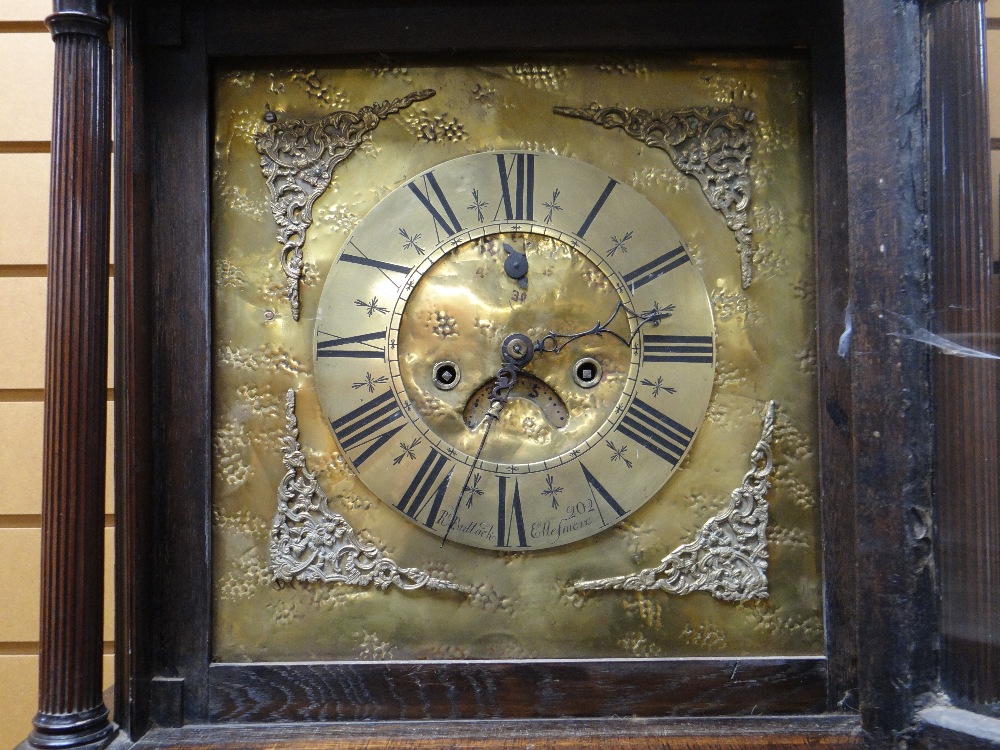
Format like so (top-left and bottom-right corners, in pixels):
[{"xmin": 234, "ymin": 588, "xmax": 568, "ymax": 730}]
[{"xmin": 127, "ymin": 714, "xmax": 864, "ymax": 750}]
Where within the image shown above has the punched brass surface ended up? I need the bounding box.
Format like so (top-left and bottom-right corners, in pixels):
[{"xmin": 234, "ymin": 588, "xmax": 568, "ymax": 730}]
[
  {"xmin": 211, "ymin": 58, "xmax": 822, "ymax": 662},
  {"xmin": 397, "ymin": 232, "xmax": 630, "ymax": 467}
]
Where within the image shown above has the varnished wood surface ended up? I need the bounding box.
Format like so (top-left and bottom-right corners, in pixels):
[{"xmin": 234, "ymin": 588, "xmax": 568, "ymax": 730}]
[
  {"xmin": 926, "ymin": 0, "xmax": 1000, "ymax": 707},
  {"xmin": 145, "ymin": 5, "xmax": 213, "ymax": 726},
  {"xmin": 202, "ymin": 1, "xmax": 821, "ymax": 57},
  {"xmin": 842, "ymin": 0, "xmax": 940, "ymax": 741},
  {"xmin": 129, "ymin": 1, "xmax": 856, "ymax": 730},
  {"xmin": 32, "ymin": 0, "xmax": 115, "ymax": 747},
  {"xmin": 130, "ymin": 735, "xmax": 863, "ymax": 749},
  {"xmin": 808, "ymin": 0, "xmax": 857, "ymax": 711},
  {"xmin": 914, "ymin": 705, "xmax": 1000, "ymax": 750},
  {"xmin": 114, "ymin": 3, "xmax": 154, "ymax": 740},
  {"xmin": 210, "ymin": 658, "xmax": 827, "ymax": 722},
  {"xmin": 129, "ymin": 716, "xmax": 863, "ymax": 750},
  {"xmin": 106, "ymin": 0, "xmax": 998, "ymax": 747}
]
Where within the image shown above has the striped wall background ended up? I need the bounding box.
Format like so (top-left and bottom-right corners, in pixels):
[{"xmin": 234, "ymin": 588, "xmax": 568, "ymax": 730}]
[{"xmin": 0, "ymin": 3, "xmax": 997, "ymax": 746}]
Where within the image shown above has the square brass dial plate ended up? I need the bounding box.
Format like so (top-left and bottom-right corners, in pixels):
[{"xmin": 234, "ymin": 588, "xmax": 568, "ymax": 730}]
[{"xmin": 210, "ymin": 56, "xmax": 821, "ymax": 662}]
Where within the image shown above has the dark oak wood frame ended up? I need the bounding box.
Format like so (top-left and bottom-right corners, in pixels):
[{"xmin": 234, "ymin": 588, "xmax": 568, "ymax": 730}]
[{"xmin": 24, "ymin": 0, "xmax": 1000, "ymax": 748}]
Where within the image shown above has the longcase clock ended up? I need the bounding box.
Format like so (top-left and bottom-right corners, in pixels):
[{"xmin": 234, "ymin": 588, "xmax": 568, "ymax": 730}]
[{"xmin": 23, "ymin": 1, "xmax": 1000, "ymax": 749}]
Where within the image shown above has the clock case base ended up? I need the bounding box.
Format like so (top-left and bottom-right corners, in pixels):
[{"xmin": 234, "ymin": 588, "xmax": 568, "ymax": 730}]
[
  {"xmin": 80, "ymin": 0, "xmax": 998, "ymax": 748},
  {"xmin": 126, "ymin": 717, "xmax": 863, "ymax": 750}
]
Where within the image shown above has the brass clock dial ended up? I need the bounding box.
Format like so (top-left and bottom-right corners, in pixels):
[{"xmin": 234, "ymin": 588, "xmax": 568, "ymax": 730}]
[
  {"xmin": 314, "ymin": 152, "xmax": 714, "ymax": 549},
  {"xmin": 211, "ymin": 59, "xmax": 823, "ymax": 663}
]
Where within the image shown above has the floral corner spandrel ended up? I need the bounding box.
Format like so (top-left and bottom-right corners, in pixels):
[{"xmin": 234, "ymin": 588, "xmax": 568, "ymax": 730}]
[{"xmin": 271, "ymin": 388, "xmax": 472, "ymax": 594}]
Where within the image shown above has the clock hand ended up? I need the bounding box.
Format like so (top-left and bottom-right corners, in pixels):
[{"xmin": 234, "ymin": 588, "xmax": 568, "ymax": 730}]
[
  {"xmin": 442, "ymin": 334, "xmax": 534, "ymax": 546},
  {"xmin": 502, "ymin": 242, "xmax": 529, "ymax": 289},
  {"xmin": 533, "ymin": 300, "xmax": 674, "ymax": 355}
]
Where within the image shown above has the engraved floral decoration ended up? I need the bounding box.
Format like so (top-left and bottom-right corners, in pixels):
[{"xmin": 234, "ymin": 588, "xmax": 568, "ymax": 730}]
[
  {"xmin": 270, "ymin": 389, "xmax": 471, "ymax": 594},
  {"xmin": 254, "ymin": 89, "xmax": 435, "ymax": 320},
  {"xmin": 553, "ymin": 103, "xmax": 757, "ymax": 288},
  {"xmin": 571, "ymin": 401, "xmax": 775, "ymax": 601},
  {"xmin": 402, "ymin": 108, "xmax": 467, "ymax": 143},
  {"xmin": 431, "ymin": 309, "xmax": 458, "ymax": 339},
  {"xmin": 507, "ymin": 63, "xmax": 568, "ymax": 91}
]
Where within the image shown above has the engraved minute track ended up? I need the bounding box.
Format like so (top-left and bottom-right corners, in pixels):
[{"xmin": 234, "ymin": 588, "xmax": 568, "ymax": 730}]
[{"xmin": 314, "ymin": 151, "xmax": 715, "ymax": 550}]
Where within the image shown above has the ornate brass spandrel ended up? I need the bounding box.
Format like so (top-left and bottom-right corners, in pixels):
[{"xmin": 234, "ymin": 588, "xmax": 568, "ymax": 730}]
[
  {"xmin": 254, "ymin": 89, "xmax": 435, "ymax": 320},
  {"xmin": 271, "ymin": 388, "xmax": 472, "ymax": 594},
  {"xmin": 554, "ymin": 103, "xmax": 756, "ymax": 288},
  {"xmin": 572, "ymin": 400, "xmax": 774, "ymax": 601}
]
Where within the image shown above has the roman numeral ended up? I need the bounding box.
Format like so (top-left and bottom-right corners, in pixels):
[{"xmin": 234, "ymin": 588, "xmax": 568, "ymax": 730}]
[
  {"xmin": 397, "ymin": 451, "xmax": 453, "ymax": 528},
  {"xmin": 340, "ymin": 240, "xmax": 411, "ymax": 288},
  {"xmin": 576, "ymin": 178, "xmax": 617, "ymax": 237},
  {"xmin": 617, "ymin": 398, "xmax": 694, "ymax": 466},
  {"xmin": 316, "ymin": 330, "xmax": 383, "ymax": 359},
  {"xmin": 494, "ymin": 153, "xmax": 534, "ymax": 221},
  {"xmin": 330, "ymin": 390, "xmax": 405, "ymax": 467},
  {"xmin": 496, "ymin": 476, "xmax": 528, "ymax": 548},
  {"xmin": 643, "ymin": 334, "xmax": 713, "ymax": 364},
  {"xmin": 622, "ymin": 245, "xmax": 690, "ymax": 290},
  {"xmin": 579, "ymin": 463, "xmax": 627, "ymax": 526},
  {"xmin": 408, "ymin": 171, "xmax": 462, "ymax": 240}
]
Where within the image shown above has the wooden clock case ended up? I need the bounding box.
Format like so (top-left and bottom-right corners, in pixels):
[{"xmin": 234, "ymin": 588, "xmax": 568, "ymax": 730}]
[{"xmin": 25, "ymin": 0, "xmax": 999, "ymax": 748}]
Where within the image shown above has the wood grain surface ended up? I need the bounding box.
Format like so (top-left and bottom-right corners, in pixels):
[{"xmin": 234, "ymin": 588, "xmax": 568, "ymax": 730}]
[
  {"xmin": 31, "ymin": 1, "xmax": 115, "ymax": 747},
  {"xmin": 842, "ymin": 0, "xmax": 938, "ymax": 744},
  {"xmin": 129, "ymin": 716, "xmax": 863, "ymax": 750},
  {"xmin": 209, "ymin": 659, "xmax": 827, "ymax": 723},
  {"xmin": 926, "ymin": 0, "xmax": 1000, "ymax": 708}
]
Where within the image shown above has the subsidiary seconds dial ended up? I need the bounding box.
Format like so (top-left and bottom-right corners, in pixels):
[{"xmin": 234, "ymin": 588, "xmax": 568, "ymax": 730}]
[{"xmin": 313, "ymin": 152, "xmax": 715, "ymax": 550}]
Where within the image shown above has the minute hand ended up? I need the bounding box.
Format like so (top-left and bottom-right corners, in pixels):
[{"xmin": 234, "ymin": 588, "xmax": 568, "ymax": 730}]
[
  {"xmin": 441, "ymin": 334, "xmax": 534, "ymax": 546},
  {"xmin": 533, "ymin": 301, "xmax": 673, "ymax": 355}
]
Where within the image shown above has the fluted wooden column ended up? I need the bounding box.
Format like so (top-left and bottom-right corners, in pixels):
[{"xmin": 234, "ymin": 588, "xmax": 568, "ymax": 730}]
[
  {"xmin": 25, "ymin": 1, "xmax": 115, "ymax": 748},
  {"xmin": 926, "ymin": 0, "xmax": 1000, "ymax": 706}
]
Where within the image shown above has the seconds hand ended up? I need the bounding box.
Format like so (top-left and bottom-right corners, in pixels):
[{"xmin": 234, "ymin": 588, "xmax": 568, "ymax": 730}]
[{"xmin": 442, "ymin": 333, "xmax": 533, "ymax": 546}]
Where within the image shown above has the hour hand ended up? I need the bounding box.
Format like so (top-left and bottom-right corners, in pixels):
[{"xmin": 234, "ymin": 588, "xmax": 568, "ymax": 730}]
[{"xmin": 503, "ymin": 242, "xmax": 529, "ymax": 289}]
